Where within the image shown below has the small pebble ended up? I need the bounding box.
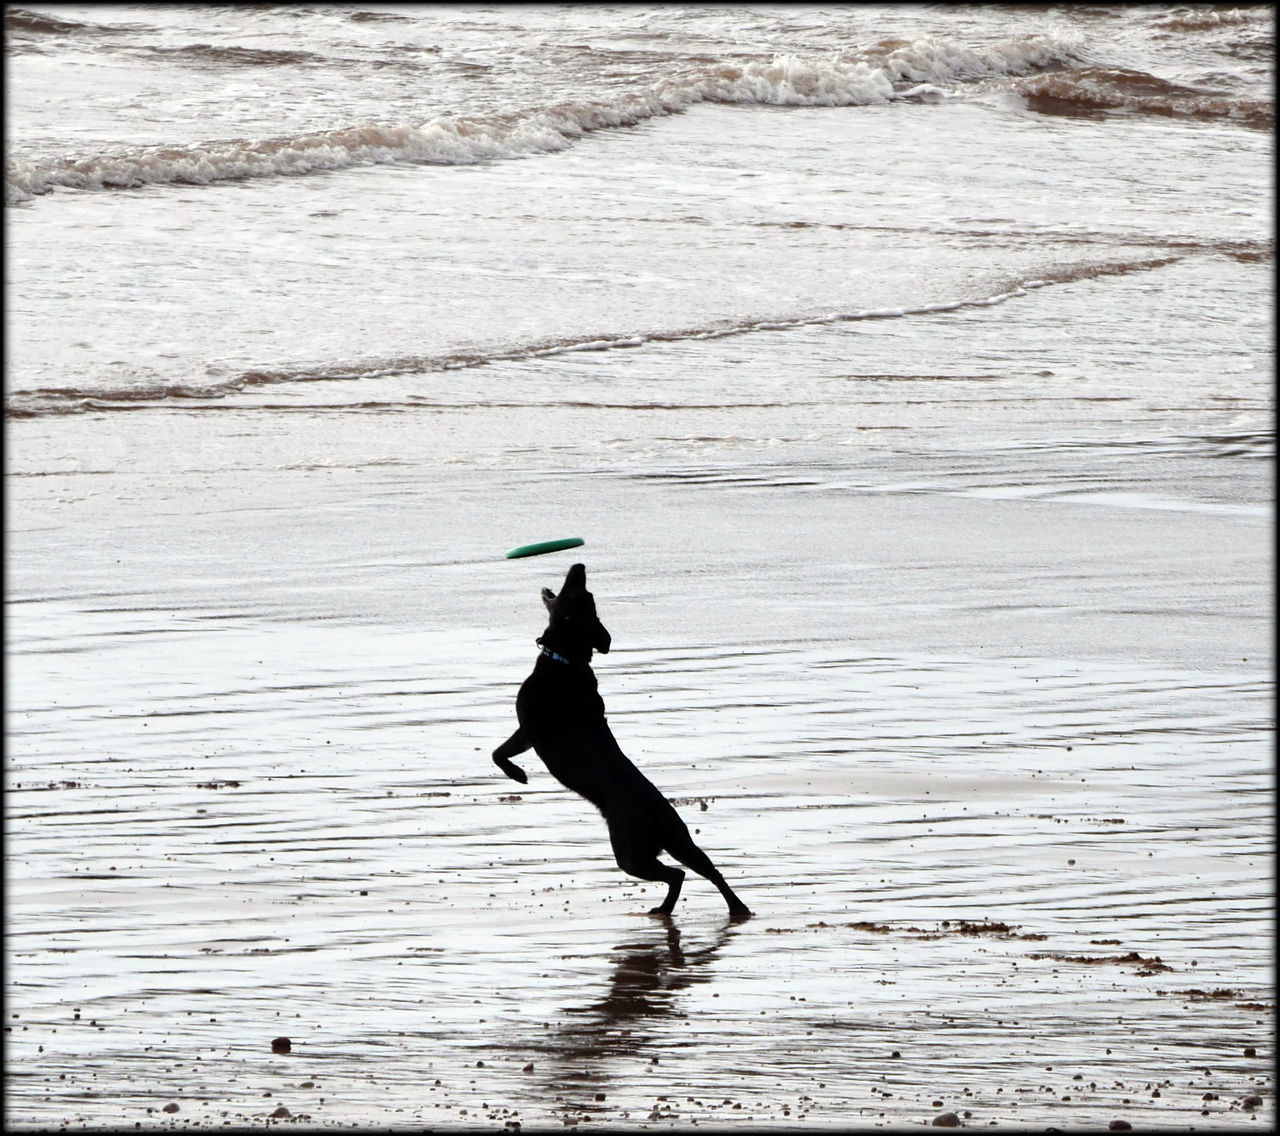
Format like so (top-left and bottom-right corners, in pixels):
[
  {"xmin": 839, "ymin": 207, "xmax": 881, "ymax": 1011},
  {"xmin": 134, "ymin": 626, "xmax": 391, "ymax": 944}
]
[
  {"xmin": 1109, "ymin": 1122, "xmax": 1132, "ymax": 1132},
  {"xmin": 270, "ymin": 1104, "xmax": 291, "ymax": 1118},
  {"xmin": 1243, "ymin": 1095, "xmax": 1263, "ymax": 1109},
  {"xmin": 932, "ymin": 1112, "xmax": 960, "ymax": 1128},
  {"xmin": 1244, "ymin": 1046, "xmax": 1257, "ymax": 1057},
  {"xmin": 162, "ymin": 1102, "xmax": 179, "ymax": 1114},
  {"xmin": 271, "ymin": 1036, "xmax": 291, "ymax": 1054}
]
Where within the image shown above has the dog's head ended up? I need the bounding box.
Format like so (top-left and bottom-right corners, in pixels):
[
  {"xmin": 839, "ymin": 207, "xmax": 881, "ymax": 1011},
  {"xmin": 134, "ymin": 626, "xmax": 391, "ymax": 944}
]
[{"xmin": 537, "ymin": 563, "xmax": 611, "ymax": 663}]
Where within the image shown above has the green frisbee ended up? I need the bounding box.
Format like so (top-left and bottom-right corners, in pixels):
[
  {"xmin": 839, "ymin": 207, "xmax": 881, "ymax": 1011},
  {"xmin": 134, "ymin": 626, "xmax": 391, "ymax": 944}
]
[{"xmin": 505, "ymin": 536, "xmax": 585, "ymax": 560}]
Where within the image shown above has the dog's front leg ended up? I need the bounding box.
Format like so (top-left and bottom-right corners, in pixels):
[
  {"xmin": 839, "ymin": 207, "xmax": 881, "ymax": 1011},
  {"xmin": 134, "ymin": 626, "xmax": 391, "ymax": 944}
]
[{"xmin": 493, "ymin": 727, "xmax": 531, "ymax": 783}]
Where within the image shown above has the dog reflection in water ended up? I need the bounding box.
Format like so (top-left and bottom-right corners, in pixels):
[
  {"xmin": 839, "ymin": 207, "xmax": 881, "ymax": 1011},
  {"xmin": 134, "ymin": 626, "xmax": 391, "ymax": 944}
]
[
  {"xmin": 552, "ymin": 921, "xmax": 736, "ymax": 1068},
  {"xmin": 493, "ymin": 563, "xmax": 751, "ymax": 920}
]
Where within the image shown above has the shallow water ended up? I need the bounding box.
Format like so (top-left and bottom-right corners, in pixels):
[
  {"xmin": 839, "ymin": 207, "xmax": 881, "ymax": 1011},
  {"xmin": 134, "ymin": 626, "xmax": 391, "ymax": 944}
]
[
  {"xmin": 7, "ymin": 442, "xmax": 1274, "ymax": 1128},
  {"xmin": 5, "ymin": 276, "xmax": 1275, "ymax": 1127},
  {"xmin": 6, "ymin": 603, "xmax": 1273, "ymax": 1129}
]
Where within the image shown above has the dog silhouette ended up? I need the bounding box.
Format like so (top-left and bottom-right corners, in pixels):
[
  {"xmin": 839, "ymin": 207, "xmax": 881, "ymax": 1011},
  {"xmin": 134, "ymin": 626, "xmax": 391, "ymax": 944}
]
[{"xmin": 493, "ymin": 563, "xmax": 750, "ymax": 920}]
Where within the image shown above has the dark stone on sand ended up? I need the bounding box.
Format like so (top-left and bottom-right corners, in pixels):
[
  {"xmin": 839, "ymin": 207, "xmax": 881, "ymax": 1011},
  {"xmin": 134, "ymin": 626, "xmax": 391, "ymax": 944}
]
[
  {"xmin": 271, "ymin": 1036, "xmax": 291, "ymax": 1054},
  {"xmin": 932, "ymin": 1112, "xmax": 960, "ymax": 1127},
  {"xmin": 1243, "ymin": 1095, "xmax": 1263, "ymax": 1109},
  {"xmin": 270, "ymin": 1104, "xmax": 291, "ymax": 1118},
  {"xmin": 162, "ymin": 1102, "xmax": 180, "ymax": 1113},
  {"xmin": 1108, "ymin": 1122, "xmax": 1132, "ymax": 1131},
  {"xmin": 1243, "ymin": 1046, "xmax": 1257, "ymax": 1057}
]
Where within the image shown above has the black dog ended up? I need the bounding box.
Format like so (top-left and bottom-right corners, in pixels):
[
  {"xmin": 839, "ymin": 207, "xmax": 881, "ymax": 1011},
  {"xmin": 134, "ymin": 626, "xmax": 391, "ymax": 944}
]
[{"xmin": 493, "ymin": 563, "xmax": 751, "ymax": 920}]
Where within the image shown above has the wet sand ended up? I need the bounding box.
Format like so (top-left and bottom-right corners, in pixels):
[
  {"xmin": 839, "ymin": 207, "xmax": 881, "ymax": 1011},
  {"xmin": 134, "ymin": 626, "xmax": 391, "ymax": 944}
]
[{"xmin": 6, "ymin": 427, "xmax": 1272, "ymax": 1132}]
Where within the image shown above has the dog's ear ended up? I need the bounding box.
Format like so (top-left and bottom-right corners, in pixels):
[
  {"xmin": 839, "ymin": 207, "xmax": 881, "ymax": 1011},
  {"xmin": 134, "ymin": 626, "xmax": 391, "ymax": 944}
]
[{"xmin": 541, "ymin": 587, "xmax": 557, "ymax": 614}]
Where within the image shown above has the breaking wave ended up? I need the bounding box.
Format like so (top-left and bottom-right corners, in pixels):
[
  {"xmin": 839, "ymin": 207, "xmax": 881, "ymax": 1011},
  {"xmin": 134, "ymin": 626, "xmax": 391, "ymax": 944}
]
[
  {"xmin": 5, "ymin": 33, "xmax": 1089, "ymax": 205},
  {"xmin": 4, "ymin": 6, "xmax": 146, "ymax": 37},
  {"xmin": 1151, "ymin": 7, "xmax": 1273, "ymax": 33}
]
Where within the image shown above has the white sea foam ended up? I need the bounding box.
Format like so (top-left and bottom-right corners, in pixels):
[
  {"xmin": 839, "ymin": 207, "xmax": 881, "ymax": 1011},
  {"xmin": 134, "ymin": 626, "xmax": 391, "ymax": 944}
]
[{"xmin": 5, "ymin": 34, "xmax": 1086, "ymax": 204}]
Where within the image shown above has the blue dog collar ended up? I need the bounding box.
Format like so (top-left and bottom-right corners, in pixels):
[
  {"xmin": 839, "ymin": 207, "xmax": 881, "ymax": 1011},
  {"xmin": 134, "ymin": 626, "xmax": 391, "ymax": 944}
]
[{"xmin": 540, "ymin": 645, "xmax": 573, "ymax": 666}]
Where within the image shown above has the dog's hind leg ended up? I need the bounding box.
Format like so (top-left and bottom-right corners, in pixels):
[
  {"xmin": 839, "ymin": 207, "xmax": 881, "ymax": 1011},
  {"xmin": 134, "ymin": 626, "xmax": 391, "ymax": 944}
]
[
  {"xmin": 663, "ymin": 828, "xmax": 752, "ymax": 921},
  {"xmin": 608, "ymin": 821, "xmax": 686, "ymax": 915},
  {"xmin": 625, "ymin": 855, "xmax": 686, "ymax": 916}
]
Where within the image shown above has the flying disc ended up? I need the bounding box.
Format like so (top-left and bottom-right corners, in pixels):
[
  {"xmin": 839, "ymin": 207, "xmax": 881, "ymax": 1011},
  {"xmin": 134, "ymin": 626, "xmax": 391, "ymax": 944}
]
[{"xmin": 505, "ymin": 537, "xmax": 585, "ymax": 560}]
